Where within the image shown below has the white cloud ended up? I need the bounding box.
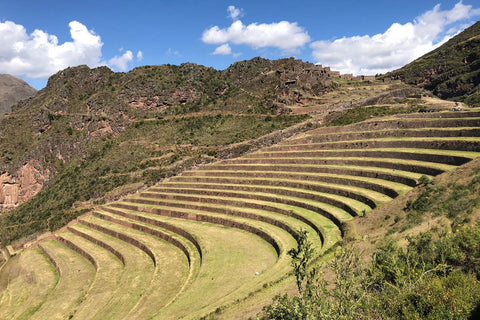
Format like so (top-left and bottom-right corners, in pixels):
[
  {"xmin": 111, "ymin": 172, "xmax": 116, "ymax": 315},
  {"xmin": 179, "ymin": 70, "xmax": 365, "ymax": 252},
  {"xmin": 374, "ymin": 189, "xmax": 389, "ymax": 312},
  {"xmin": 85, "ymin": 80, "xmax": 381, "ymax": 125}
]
[
  {"xmin": 227, "ymin": 5, "xmax": 243, "ymax": 20},
  {"xmin": 166, "ymin": 48, "xmax": 181, "ymax": 57},
  {"xmin": 212, "ymin": 43, "xmax": 232, "ymax": 55},
  {"xmin": 311, "ymin": 1, "xmax": 480, "ymax": 75},
  {"xmin": 202, "ymin": 17, "xmax": 310, "ymax": 52},
  {"xmin": 137, "ymin": 50, "xmax": 143, "ymax": 61},
  {"xmin": 108, "ymin": 50, "xmax": 133, "ymax": 71},
  {"xmin": 0, "ymin": 20, "xmax": 141, "ymax": 78}
]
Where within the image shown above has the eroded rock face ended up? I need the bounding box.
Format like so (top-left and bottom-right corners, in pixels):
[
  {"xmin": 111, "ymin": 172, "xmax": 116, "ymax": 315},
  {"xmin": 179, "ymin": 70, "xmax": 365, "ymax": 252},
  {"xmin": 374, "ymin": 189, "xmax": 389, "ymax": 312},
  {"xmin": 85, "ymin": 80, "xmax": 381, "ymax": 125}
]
[{"xmin": 0, "ymin": 160, "xmax": 50, "ymax": 212}]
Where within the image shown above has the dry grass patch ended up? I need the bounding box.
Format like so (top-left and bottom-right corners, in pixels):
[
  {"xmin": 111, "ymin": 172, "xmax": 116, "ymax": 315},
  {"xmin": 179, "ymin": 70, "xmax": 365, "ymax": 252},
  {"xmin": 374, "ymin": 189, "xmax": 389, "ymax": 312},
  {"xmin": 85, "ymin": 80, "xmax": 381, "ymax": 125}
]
[
  {"xmin": 0, "ymin": 247, "xmax": 57, "ymax": 320},
  {"xmin": 31, "ymin": 240, "xmax": 95, "ymax": 320},
  {"xmin": 56, "ymin": 230, "xmax": 124, "ymax": 320},
  {"xmin": 85, "ymin": 213, "xmax": 191, "ymax": 320},
  {"xmin": 70, "ymin": 218, "xmax": 154, "ymax": 320},
  {"xmin": 148, "ymin": 218, "xmax": 284, "ymax": 320}
]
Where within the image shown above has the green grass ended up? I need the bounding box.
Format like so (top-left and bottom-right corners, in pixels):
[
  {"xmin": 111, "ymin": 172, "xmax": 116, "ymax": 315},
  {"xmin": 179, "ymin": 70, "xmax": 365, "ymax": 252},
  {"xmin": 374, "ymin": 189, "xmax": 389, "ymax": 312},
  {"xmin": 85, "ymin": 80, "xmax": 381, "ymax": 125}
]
[
  {"xmin": 147, "ymin": 185, "xmax": 363, "ymax": 218},
  {"xmin": 56, "ymin": 229, "xmax": 124, "ymax": 320},
  {"xmin": 249, "ymin": 147, "xmax": 480, "ymax": 159},
  {"xmin": 147, "ymin": 218, "xmax": 285, "ymax": 320},
  {"xmin": 115, "ymin": 199, "xmax": 307, "ymax": 249},
  {"xmin": 105, "ymin": 201, "xmax": 297, "ymax": 256},
  {"xmin": 206, "ymin": 162, "xmax": 427, "ymax": 181},
  {"xmin": 230, "ymin": 156, "xmax": 456, "ymax": 173},
  {"xmin": 95, "ymin": 203, "xmax": 289, "ymax": 319},
  {"xmin": 156, "ymin": 182, "xmax": 372, "ymax": 215},
  {"xmin": 83, "ymin": 214, "xmax": 191, "ymax": 320},
  {"xmin": 360, "ymin": 116, "xmax": 480, "ymax": 123},
  {"xmin": 144, "ymin": 190, "xmax": 344, "ymax": 251},
  {"xmin": 169, "ymin": 175, "xmax": 393, "ymax": 205},
  {"xmin": 130, "ymin": 193, "xmax": 332, "ymax": 245},
  {"xmin": 31, "ymin": 240, "xmax": 95, "ymax": 320},
  {"xmin": 0, "ymin": 248, "xmax": 58, "ymax": 320},
  {"xmin": 71, "ymin": 218, "xmax": 155, "ymax": 320},
  {"xmin": 299, "ymin": 126, "xmax": 480, "ymax": 139},
  {"xmin": 181, "ymin": 169, "xmax": 412, "ymax": 195},
  {"xmin": 278, "ymin": 136, "xmax": 480, "ymax": 146}
]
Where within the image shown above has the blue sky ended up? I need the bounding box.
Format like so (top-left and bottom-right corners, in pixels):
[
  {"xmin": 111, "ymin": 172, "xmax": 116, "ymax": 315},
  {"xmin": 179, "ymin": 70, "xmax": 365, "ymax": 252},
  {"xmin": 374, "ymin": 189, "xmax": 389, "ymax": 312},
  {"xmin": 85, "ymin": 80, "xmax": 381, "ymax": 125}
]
[{"xmin": 0, "ymin": 0, "xmax": 479, "ymax": 89}]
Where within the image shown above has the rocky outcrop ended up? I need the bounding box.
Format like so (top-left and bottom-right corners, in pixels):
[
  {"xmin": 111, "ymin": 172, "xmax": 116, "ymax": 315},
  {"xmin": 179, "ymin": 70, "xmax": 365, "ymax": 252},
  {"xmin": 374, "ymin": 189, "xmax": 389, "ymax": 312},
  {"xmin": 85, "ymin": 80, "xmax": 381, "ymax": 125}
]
[{"xmin": 0, "ymin": 160, "xmax": 50, "ymax": 211}]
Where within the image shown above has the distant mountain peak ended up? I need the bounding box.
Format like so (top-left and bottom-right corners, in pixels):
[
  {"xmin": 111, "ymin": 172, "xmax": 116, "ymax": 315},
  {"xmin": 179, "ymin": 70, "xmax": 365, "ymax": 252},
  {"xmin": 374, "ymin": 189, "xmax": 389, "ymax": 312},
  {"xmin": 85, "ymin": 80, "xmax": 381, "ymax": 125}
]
[{"xmin": 0, "ymin": 74, "xmax": 37, "ymax": 118}]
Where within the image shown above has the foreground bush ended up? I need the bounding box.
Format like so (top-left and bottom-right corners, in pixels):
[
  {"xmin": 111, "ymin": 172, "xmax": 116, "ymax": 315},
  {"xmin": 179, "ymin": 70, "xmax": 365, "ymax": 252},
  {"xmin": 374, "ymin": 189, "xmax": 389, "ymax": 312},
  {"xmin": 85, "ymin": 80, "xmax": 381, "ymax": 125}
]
[{"xmin": 261, "ymin": 226, "xmax": 480, "ymax": 319}]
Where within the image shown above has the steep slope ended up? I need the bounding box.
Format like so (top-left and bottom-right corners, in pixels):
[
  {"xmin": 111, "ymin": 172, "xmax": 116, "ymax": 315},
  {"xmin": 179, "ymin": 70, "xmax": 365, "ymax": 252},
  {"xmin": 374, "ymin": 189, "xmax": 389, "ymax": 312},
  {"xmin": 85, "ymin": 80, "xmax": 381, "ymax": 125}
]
[
  {"xmin": 0, "ymin": 74, "xmax": 36, "ymax": 118},
  {"xmin": 384, "ymin": 21, "xmax": 480, "ymax": 106},
  {"xmin": 0, "ymin": 57, "xmax": 341, "ymax": 243}
]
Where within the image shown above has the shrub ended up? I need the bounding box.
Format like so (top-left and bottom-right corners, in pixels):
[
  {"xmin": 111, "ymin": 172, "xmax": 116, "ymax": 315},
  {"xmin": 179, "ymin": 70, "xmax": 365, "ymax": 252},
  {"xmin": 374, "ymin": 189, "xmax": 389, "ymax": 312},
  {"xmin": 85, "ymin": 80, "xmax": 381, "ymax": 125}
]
[
  {"xmin": 261, "ymin": 225, "xmax": 480, "ymax": 319},
  {"xmin": 419, "ymin": 175, "xmax": 431, "ymax": 186}
]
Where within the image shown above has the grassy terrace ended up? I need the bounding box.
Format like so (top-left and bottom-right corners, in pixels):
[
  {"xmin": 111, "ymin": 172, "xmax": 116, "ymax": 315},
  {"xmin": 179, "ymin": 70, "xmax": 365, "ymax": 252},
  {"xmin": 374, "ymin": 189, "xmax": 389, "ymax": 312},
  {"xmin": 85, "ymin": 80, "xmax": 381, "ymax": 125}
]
[
  {"xmin": 95, "ymin": 206, "xmax": 203, "ymax": 263},
  {"xmin": 167, "ymin": 175, "xmax": 392, "ymax": 207},
  {"xmin": 195, "ymin": 163, "xmax": 423, "ymax": 186},
  {"xmin": 133, "ymin": 191, "xmax": 341, "ymax": 241},
  {"xmin": 108, "ymin": 200, "xmax": 300, "ymax": 254},
  {"xmin": 148, "ymin": 218, "xmax": 281, "ymax": 320},
  {"xmin": 153, "ymin": 183, "xmax": 371, "ymax": 214},
  {"xmin": 78, "ymin": 215, "xmax": 190, "ymax": 320},
  {"xmin": 32, "ymin": 240, "xmax": 95, "ymax": 320},
  {"xmin": 270, "ymin": 136, "xmax": 480, "ymax": 149},
  {"xmin": 312, "ymin": 117, "xmax": 480, "ymax": 133},
  {"xmin": 2, "ymin": 109, "xmax": 480, "ymax": 319},
  {"xmin": 177, "ymin": 170, "xmax": 410, "ymax": 197},
  {"xmin": 397, "ymin": 111, "xmax": 480, "ymax": 118},
  {"xmin": 244, "ymin": 148, "xmax": 480, "ymax": 166},
  {"xmin": 146, "ymin": 185, "xmax": 364, "ymax": 217},
  {"xmin": 94, "ymin": 202, "xmax": 287, "ymax": 319},
  {"xmin": 287, "ymin": 128, "xmax": 480, "ymax": 144},
  {"xmin": 220, "ymin": 157, "xmax": 456, "ymax": 175},
  {"xmin": 0, "ymin": 248, "xmax": 57, "ymax": 319},
  {"xmin": 56, "ymin": 230, "xmax": 125, "ymax": 320},
  {"xmin": 92, "ymin": 199, "xmax": 301, "ymax": 318}
]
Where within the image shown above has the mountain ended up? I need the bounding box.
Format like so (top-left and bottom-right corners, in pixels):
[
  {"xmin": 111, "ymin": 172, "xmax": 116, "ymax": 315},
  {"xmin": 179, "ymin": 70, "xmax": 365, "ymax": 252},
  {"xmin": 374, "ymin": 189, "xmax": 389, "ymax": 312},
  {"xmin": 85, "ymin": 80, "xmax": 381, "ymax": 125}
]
[
  {"xmin": 0, "ymin": 74, "xmax": 36, "ymax": 117},
  {"xmin": 383, "ymin": 21, "xmax": 480, "ymax": 106},
  {"xmin": 0, "ymin": 57, "xmax": 341, "ymax": 242}
]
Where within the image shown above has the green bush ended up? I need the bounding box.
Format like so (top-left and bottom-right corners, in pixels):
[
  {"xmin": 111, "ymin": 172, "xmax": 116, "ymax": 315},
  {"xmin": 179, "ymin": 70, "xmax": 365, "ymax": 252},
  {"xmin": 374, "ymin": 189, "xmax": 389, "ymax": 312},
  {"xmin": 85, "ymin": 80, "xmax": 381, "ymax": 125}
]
[{"xmin": 261, "ymin": 226, "xmax": 480, "ymax": 320}]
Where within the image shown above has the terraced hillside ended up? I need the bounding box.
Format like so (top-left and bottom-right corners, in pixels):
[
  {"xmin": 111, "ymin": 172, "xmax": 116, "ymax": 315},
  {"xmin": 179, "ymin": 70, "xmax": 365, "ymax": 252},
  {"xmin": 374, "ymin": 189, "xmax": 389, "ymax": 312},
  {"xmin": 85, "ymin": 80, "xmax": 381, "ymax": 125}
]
[{"xmin": 1, "ymin": 108, "xmax": 480, "ymax": 319}]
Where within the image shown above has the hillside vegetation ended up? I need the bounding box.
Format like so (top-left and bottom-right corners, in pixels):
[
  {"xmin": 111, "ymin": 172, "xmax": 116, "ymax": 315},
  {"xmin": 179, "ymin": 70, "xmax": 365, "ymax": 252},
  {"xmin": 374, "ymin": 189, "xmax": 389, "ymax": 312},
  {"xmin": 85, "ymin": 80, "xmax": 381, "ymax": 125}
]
[{"xmin": 383, "ymin": 21, "xmax": 480, "ymax": 106}]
